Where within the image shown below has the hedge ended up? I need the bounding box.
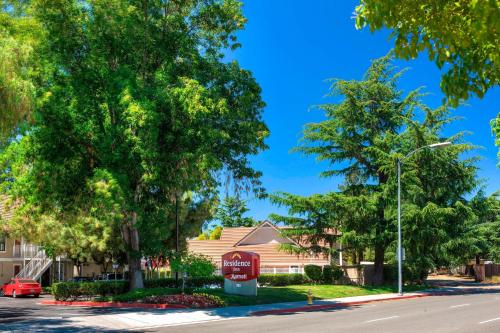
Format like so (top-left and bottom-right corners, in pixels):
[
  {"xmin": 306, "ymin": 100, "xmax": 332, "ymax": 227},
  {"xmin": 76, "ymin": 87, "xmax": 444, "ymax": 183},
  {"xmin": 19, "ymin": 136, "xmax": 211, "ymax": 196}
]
[
  {"xmin": 257, "ymin": 274, "xmax": 308, "ymax": 286},
  {"xmin": 322, "ymin": 265, "xmax": 344, "ymax": 283},
  {"xmin": 143, "ymin": 276, "xmax": 224, "ymax": 289},
  {"xmin": 304, "ymin": 265, "xmax": 323, "ymax": 282},
  {"xmin": 52, "ymin": 281, "xmax": 129, "ymax": 301}
]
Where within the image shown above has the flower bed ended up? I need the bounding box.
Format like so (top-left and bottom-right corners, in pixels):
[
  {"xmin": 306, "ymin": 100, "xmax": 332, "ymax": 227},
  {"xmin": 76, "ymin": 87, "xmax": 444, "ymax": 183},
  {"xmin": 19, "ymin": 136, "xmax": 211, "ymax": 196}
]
[{"xmin": 143, "ymin": 293, "xmax": 225, "ymax": 308}]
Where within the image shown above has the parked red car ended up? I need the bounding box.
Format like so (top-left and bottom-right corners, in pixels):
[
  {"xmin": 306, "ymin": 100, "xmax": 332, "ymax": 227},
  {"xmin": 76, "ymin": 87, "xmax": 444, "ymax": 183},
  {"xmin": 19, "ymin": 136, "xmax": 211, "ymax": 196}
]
[{"xmin": 0, "ymin": 278, "xmax": 42, "ymax": 298}]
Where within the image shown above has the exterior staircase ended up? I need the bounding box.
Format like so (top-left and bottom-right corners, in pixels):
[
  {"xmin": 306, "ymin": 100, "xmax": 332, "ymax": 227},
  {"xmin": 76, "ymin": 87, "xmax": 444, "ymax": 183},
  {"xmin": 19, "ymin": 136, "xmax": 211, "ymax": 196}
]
[{"xmin": 15, "ymin": 248, "xmax": 53, "ymax": 281}]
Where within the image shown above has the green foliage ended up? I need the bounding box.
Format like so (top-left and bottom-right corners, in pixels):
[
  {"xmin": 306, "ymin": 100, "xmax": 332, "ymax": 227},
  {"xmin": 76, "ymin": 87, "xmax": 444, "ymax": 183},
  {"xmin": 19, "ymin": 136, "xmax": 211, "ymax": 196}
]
[
  {"xmin": 492, "ymin": 113, "xmax": 500, "ymax": 163},
  {"xmin": 52, "ymin": 281, "xmax": 128, "ymax": 301},
  {"xmin": 0, "ymin": 11, "xmax": 44, "ymax": 140},
  {"xmin": 258, "ymin": 274, "xmax": 307, "ymax": 286},
  {"xmin": 272, "ymin": 54, "xmax": 479, "ymax": 284},
  {"xmin": 355, "ymin": 0, "xmax": 499, "ymax": 104},
  {"xmin": 170, "ymin": 252, "xmax": 216, "ymax": 278},
  {"xmin": 0, "ymin": 0, "xmax": 268, "ymax": 289},
  {"xmin": 143, "ymin": 276, "xmax": 224, "ymax": 289},
  {"xmin": 304, "ymin": 265, "xmax": 323, "ymax": 282},
  {"xmin": 216, "ymin": 196, "xmax": 256, "ymax": 227},
  {"xmin": 273, "ymin": 54, "xmax": 418, "ymax": 284},
  {"xmin": 468, "ymin": 191, "xmax": 500, "ymax": 262},
  {"xmin": 322, "ymin": 265, "xmax": 344, "ymax": 283},
  {"xmin": 209, "ymin": 226, "xmax": 223, "ymax": 240}
]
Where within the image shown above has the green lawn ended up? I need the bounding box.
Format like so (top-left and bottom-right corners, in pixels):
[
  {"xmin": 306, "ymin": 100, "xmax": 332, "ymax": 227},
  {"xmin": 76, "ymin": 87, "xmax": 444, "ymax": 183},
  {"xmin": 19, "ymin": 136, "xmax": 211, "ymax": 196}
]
[{"xmin": 100, "ymin": 284, "xmax": 430, "ymax": 306}]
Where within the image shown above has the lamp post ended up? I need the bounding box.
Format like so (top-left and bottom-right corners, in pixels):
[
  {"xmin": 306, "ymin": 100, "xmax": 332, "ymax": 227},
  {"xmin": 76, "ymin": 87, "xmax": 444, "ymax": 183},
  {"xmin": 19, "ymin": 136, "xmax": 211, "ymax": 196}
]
[{"xmin": 397, "ymin": 141, "xmax": 451, "ymax": 295}]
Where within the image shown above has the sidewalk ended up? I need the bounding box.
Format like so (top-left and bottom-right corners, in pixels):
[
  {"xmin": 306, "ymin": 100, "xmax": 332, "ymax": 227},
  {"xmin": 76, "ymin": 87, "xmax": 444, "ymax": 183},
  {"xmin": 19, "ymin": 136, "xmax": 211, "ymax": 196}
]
[{"xmin": 64, "ymin": 291, "xmax": 428, "ymax": 330}]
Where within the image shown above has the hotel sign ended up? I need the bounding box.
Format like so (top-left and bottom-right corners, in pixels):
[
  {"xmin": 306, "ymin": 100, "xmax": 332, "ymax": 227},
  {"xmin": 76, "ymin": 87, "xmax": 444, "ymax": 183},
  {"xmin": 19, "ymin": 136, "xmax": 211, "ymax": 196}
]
[{"xmin": 221, "ymin": 251, "xmax": 260, "ymax": 282}]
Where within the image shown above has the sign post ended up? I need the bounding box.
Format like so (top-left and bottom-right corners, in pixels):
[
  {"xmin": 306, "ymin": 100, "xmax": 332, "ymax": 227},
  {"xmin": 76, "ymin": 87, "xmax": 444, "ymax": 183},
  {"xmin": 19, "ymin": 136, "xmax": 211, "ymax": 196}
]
[{"xmin": 222, "ymin": 251, "xmax": 260, "ymax": 296}]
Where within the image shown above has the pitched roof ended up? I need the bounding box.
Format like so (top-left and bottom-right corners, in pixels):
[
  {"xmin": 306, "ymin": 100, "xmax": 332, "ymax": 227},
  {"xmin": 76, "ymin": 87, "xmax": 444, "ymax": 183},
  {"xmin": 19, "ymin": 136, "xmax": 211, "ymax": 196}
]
[{"xmin": 187, "ymin": 221, "xmax": 330, "ymax": 267}]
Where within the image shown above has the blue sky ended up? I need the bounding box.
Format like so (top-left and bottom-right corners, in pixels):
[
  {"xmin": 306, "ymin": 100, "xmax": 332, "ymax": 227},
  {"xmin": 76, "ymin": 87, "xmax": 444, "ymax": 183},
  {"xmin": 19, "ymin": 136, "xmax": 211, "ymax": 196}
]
[{"xmin": 227, "ymin": 0, "xmax": 499, "ymax": 222}]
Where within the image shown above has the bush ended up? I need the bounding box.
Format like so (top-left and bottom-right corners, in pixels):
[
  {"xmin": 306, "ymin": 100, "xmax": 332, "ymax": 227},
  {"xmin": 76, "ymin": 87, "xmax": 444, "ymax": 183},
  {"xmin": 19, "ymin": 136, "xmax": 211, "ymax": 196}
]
[
  {"xmin": 188, "ymin": 276, "xmax": 224, "ymax": 288},
  {"xmin": 144, "ymin": 276, "xmax": 223, "ymax": 289},
  {"xmin": 304, "ymin": 265, "xmax": 323, "ymax": 282},
  {"xmin": 170, "ymin": 252, "xmax": 216, "ymax": 277},
  {"xmin": 52, "ymin": 281, "xmax": 128, "ymax": 301},
  {"xmin": 143, "ymin": 293, "xmax": 225, "ymax": 308},
  {"xmin": 258, "ymin": 274, "xmax": 307, "ymax": 286},
  {"xmin": 322, "ymin": 265, "xmax": 344, "ymax": 283},
  {"xmin": 52, "ymin": 282, "xmax": 81, "ymax": 301}
]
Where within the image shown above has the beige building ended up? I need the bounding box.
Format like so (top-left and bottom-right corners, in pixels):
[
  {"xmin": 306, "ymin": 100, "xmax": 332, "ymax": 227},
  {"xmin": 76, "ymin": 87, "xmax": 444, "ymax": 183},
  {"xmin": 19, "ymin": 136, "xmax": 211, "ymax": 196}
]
[
  {"xmin": 0, "ymin": 198, "xmax": 73, "ymax": 285},
  {"xmin": 188, "ymin": 221, "xmax": 333, "ymax": 274}
]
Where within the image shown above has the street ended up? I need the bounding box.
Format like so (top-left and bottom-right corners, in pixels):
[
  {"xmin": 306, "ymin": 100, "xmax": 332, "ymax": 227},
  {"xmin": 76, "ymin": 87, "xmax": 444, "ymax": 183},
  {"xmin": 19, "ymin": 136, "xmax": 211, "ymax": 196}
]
[
  {"xmin": 1, "ymin": 289, "xmax": 499, "ymax": 332},
  {"xmin": 157, "ymin": 291, "xmax": 500, "ymax": 333}
]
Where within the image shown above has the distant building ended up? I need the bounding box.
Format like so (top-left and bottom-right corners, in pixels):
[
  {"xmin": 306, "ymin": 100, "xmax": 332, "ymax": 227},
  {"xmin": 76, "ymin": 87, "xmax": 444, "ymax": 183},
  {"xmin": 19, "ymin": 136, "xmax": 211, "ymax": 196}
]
[{"xmin": 187, "ymin": 221, "xmax": 332, "ymax": 274}]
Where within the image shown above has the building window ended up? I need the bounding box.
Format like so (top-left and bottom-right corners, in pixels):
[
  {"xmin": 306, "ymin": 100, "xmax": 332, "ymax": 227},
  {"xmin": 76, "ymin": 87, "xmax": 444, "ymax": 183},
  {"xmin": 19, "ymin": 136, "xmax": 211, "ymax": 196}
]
[
  {"xmin": 0, "ymin": 235, "xmax": 5, "ymax": 252},
  {"xmin": 289, "ymin": 266, "xmax": 300, "ymax": 274}
]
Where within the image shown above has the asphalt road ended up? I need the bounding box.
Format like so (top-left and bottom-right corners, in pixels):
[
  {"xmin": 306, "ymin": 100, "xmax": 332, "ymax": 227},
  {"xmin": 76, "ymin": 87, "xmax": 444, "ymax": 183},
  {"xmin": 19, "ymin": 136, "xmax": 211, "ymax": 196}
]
[
  {"xmin": 0, "ymin": 294, "xmax": 143, "ymax": 332},
  {"xmin": 155, "ymin": 291, "xmax": 500, "ymax": 333},
  {"xmin": 1, "ymin": 289, "xmax": 499, "ymax": 332}
]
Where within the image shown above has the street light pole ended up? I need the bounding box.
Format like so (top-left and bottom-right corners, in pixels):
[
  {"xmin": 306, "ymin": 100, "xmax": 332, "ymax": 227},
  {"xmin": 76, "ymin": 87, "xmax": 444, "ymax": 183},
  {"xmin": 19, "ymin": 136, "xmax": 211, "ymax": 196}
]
[
  {"xmin": 397, "ymin": 141, "xmax": 451, "ymax": 296},
  {"xmin": 397, "ymin": 157, "xmax": 402, "ymax": 295}
]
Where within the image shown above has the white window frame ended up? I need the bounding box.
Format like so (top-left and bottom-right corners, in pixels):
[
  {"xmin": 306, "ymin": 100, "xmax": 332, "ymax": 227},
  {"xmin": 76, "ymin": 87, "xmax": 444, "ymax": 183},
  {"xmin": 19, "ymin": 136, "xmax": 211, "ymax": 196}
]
[{"xmin": 0, "ymin": 235, "xmax": 6, "ymax": 252}]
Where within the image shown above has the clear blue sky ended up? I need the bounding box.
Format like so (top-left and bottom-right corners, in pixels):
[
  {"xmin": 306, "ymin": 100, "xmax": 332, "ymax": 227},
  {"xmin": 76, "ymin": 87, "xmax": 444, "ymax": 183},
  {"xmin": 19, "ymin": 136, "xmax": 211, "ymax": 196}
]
[{"xmin": 227, "ymin": 0, "xmax": 499, "ymax": 222}]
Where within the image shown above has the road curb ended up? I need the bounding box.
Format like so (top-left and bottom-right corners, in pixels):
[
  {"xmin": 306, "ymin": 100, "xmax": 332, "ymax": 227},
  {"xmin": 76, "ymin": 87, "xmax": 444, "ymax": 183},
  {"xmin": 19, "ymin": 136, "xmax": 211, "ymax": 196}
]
[
  {"xmin": 250, "ymin": 294, "xmax": 427, "ymax": 316},
  {"xmin": 40, "ymin": 300, "xmax": 189, "ymax": 309}
]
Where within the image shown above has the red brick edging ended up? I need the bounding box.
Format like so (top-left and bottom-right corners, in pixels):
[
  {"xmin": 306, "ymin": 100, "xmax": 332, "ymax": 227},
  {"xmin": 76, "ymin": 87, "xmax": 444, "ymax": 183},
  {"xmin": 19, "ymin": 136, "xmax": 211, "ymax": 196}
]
[
  {"xmin": 250, "ymin": 294, "xmax": 428, "ymax": 316},
  {"xmin": 41, "ymin": 300, "xmax": 189, "ymax": 309}
]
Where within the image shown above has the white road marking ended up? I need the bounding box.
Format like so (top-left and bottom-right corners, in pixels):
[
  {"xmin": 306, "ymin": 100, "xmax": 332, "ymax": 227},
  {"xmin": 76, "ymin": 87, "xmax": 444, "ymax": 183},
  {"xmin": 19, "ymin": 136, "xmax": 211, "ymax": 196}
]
[
  {"xmin": 449, "ymin": 303, "xmax": 470, "ymax": 308},
  {"xmin": 364, "ymin": 316, "xmax": 399, "ymax": 323},
  {"xmin": 479, "ymin": 317, "xmax": 500, "ymax": 325}
]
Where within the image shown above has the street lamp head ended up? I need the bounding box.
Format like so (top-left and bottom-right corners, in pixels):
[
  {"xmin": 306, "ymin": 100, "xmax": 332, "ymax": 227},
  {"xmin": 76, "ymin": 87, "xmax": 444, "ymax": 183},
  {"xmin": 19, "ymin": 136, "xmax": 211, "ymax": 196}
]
[{"xmin": 428, "ymin": 141, "xmax": 452, "ymax": 149}]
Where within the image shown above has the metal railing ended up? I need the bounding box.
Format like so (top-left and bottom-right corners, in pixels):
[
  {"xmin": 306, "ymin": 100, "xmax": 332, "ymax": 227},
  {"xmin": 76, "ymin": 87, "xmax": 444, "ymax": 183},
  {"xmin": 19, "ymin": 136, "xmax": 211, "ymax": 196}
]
[
  {"xmin": 15, "ymin": 249, "xmax": 52, "ymax": 280},
  {"xmin": 12, "ymin": 243, "xmax": 41, "ymax": 259}
]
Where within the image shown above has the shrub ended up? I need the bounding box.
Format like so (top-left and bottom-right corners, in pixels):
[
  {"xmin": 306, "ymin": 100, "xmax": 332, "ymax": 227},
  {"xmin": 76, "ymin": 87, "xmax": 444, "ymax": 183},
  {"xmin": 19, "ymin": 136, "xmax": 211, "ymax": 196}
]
[
  {"xmin": 304, "ymin": 265, "xmax": 323, "ymax": 282},
  {"xmin": 258, "ymin": 274, "xmax": 306, "ymax": 286},
  {"xmin": 322, "ymin": 265, "xmax": 344, "ymax": 283},
  {"xmin": 170, "ymin": 252, "xmax": 216, "ymax": 277},
  {"xmin": 143, "ymin": 293, "xmax": 225, "ymax": 308},
  {"xmin": 188, "ymin": 276, "xmax": 224, "ymax": 288},
  {"xmin": 144, "ymin": 276, "xmax": 223, "ymax": 289},
  {"xmin": 52, "ymin": 282, "xmax": 81, "ymax": 301},
  {"xmin": 51, "ymin": 281, "xmax": 128, "ymax": 301}
]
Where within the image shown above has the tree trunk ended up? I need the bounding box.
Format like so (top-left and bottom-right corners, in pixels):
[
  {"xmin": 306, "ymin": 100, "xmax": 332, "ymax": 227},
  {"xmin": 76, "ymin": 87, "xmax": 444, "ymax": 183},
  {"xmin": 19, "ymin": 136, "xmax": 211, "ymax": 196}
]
[
  {"xmin": 123, "ymin": 211, "xmax": 144, "ymax": 290},
  {"xmin": 372, "ymin": 245, "xmax": 385, "ymax": 285}
]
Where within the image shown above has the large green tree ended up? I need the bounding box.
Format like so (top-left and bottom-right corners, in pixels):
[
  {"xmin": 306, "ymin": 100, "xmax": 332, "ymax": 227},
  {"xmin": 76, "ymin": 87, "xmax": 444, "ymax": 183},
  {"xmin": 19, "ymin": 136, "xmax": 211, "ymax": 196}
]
[
  {"xmin": 295, "ymin": 54, "xmax": 417, "ymax": 284},
  {"xmin": 272, "ymin": 55, "xmax": 479, "ymax": 284},
  {"xmin": 395, "ymin": 105, "xmax": 478, "ymax": 281},
  {"xmin": 0, "ymin": 0, "xmax": 268, "ymax": 289}
]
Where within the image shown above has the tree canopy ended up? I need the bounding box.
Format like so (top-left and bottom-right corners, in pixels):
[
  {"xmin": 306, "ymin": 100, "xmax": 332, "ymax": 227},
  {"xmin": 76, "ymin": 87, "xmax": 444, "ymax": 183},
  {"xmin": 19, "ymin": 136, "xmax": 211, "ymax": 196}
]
[
  {"xmin": 355, "ymin": 0, "xmax": 499, "ymax": 104},
  {"xmin": 355, "ymin": 1, "xmax": 500, "ymax": 163},
  {"xmin": 0, "ymin": 0, "xmax": 268, "ymax": 289},
  {"xmin": 272, "ymin": 54, "xmax": 479, "ymax": 284}
]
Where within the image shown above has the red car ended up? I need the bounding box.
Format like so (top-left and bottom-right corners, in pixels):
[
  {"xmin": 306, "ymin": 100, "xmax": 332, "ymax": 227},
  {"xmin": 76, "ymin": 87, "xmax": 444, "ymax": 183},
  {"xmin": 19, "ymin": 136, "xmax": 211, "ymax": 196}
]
[{"xmin": 0, "ymin": 278, "xmax": 42, "ymax": 298}]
